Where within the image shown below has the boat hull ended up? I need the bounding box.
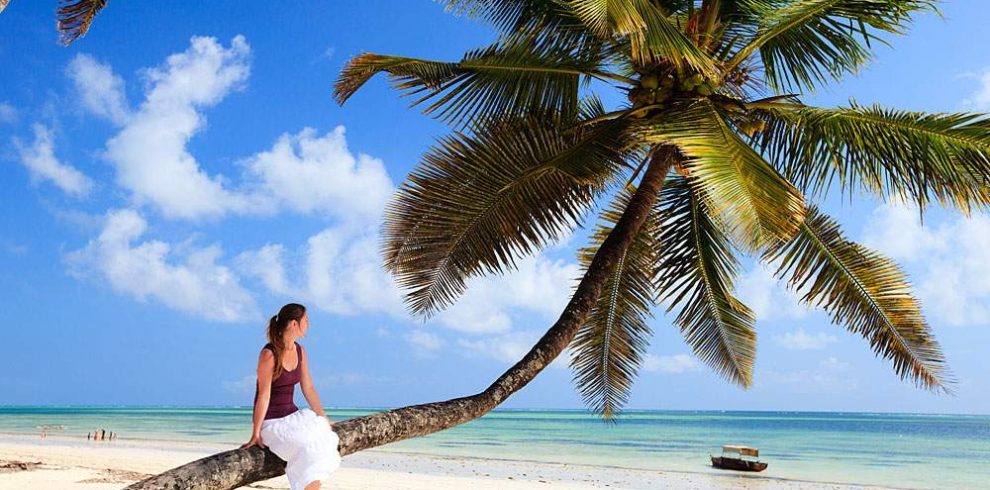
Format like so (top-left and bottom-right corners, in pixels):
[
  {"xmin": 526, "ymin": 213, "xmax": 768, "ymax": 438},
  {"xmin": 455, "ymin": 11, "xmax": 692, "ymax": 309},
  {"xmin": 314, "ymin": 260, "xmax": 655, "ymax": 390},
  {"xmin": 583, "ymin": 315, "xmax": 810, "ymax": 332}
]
[{"xmin": 710, "ymin": 456, "xmax": 768, "ymax": 472}]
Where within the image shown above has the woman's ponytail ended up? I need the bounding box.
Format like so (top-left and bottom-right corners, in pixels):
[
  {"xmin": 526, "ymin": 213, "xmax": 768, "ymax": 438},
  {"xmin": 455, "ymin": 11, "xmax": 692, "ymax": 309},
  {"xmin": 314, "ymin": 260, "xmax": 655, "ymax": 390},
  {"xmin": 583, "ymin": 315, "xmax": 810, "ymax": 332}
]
[
  {"xmin": 266, "ymin": 314, "xmax": 285, "ymax": 380},
  {"xmin": 264, "ymin": 304, "xmax": 306, "ymax": 380}
]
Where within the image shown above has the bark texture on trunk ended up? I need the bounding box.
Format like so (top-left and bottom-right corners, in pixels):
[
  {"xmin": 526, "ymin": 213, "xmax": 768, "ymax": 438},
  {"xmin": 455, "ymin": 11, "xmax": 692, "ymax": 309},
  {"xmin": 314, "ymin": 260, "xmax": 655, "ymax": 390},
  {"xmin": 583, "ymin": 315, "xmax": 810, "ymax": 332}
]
[{"xmin": 127, "ymin": 149, "xmax": 676, "ymax": 490}]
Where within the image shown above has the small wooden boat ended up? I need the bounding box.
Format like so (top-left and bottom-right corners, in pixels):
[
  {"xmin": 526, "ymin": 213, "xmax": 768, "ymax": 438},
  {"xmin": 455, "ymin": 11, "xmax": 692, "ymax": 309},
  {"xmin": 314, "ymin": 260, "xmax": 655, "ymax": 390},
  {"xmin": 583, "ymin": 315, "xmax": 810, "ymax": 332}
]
[{"xmin": 710, "ymin": 445, "xmax": 768, "ymax": 472}]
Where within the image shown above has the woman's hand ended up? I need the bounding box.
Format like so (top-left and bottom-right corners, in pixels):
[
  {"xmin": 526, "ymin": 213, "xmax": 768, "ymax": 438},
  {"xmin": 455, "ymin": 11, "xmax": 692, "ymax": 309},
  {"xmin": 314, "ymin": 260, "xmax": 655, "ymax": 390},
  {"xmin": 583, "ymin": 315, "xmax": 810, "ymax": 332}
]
[{"xmin": 241, "ymin": 433, "xmax": 266, "ymax": 449}]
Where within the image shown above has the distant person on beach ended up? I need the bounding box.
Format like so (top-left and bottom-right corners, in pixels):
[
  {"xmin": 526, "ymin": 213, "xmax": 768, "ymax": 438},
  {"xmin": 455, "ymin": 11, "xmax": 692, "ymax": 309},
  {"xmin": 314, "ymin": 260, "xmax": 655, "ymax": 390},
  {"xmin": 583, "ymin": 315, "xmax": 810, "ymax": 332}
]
[{"xmin": 241, "ymin": 303, "xmax": 341, "ymax": 490}]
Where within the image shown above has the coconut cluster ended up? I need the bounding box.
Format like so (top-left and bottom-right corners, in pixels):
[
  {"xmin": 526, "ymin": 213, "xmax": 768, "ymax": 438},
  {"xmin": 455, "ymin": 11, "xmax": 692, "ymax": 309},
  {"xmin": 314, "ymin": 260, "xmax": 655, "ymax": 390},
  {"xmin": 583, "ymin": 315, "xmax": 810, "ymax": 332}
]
[{"xmin": 627, "ymin": 69, "xmax": 719, "ymax": 114}]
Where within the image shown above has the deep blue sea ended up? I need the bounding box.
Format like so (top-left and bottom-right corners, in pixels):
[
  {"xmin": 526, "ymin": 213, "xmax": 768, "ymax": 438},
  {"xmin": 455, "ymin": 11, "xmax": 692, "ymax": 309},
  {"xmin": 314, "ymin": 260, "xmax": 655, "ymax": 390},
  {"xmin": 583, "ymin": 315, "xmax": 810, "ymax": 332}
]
[{"xmin": 1, "ymin": 407, "xmax": 988, "ymax": 489}]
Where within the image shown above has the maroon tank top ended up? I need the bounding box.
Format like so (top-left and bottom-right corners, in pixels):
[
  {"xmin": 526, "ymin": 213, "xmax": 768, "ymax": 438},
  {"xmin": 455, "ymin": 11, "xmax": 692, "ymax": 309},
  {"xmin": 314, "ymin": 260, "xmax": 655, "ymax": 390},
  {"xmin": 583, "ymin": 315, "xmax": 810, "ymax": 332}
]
[{"xmin": 253, "ymin": 341, "xmax": 302, "ymax": 420}]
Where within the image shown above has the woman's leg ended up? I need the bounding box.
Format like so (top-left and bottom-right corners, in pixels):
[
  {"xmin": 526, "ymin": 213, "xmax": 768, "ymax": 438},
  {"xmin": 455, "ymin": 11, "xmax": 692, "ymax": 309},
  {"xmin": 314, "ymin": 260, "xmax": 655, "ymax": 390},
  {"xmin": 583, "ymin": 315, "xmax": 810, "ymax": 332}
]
[{"xmin": 304, "ymin": 480, "xmax": 321, "ymax": 490}]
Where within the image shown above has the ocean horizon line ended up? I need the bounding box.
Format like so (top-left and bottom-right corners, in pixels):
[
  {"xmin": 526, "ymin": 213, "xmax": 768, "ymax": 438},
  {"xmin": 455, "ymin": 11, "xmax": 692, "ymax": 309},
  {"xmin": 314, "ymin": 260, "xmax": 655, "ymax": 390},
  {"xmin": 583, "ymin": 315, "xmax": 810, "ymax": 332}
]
[{"xmin": 1, "ymin": 405, "xmax": 987, "ymax": 417}]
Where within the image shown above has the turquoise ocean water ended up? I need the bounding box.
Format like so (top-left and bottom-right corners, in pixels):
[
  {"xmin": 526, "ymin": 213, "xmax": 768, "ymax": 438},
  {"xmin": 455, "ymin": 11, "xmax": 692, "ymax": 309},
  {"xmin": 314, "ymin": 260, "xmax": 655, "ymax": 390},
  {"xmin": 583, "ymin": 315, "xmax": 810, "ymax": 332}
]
[{"xmin": 1, "ymin": 407, "xmax": 988, "ymax": 489}]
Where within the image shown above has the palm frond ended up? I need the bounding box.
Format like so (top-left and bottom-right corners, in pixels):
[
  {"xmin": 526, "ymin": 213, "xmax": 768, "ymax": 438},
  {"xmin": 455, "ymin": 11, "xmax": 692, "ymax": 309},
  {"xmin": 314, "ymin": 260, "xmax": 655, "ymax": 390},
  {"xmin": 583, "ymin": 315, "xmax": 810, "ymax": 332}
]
[
  {"xmin": 765, "ymin": 206, "xmax": 949, "ymax": 390},
  {"xmin": 644, "ymin": 99, "xmax": 806, "ymax": 250},
  {"xmin": 567, "ymin": 0, "xmax": 718, "ymax": 76},
  {"xmin": 444, "ymin": 0, "xmax": 551, "ymax": 30},
  {"xmin": 334, "ymin": 36, "xmax": 621, "ymax": 128},
  {"xmin": 755, "ymin": 103, "xmax": 990, "ymax": 211},
  {"xmin": 444, "ymin": 0, "xmax": 586, "ymax": 35},
  {"xmin": 571, "ymin": 187, "xmax": 658, "ymax": 421},
  {"xmin": 444, "ymin": 0, "xmax": 609, "ymax": 59},
  {"xmin": 57, "ymin": 0, "xmax": 108, "ymax": 46},
  {"xmin": 655, "ymin": 176, "xmax": 756, "ymax": 387},
  {"xmin": 385, "ymin": 117, "xmax": 634, "ymax": 316},
  {"xmin": 727, "ymin": 0, "xmax": 935, "ymax": 91}
]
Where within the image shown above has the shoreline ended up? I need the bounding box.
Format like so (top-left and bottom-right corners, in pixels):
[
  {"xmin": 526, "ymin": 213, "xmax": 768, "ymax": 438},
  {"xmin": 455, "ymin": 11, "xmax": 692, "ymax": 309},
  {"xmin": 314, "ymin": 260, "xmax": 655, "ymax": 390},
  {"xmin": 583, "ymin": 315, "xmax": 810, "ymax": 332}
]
[
  {"xmin": 3, "ymin": 405, "xmax": 986, "ymax": 417},
  {"xmin": 0, "ymin": 433, "xmax": 910, "ymax": 490}
]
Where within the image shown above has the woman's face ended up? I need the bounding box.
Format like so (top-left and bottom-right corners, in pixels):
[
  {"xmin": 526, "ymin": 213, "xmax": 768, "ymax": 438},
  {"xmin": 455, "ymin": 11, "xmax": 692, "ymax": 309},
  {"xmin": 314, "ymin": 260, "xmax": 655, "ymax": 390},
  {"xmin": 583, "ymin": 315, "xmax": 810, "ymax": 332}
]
[{"xmin": 292, "ymin": 313, "xmax": 309, "ymax": 338}]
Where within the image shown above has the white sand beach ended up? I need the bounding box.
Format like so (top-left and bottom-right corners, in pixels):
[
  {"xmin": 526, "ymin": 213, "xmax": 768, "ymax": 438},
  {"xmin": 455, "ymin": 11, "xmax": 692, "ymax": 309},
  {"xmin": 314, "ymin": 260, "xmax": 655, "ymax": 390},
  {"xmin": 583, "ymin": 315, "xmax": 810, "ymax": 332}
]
[{"xmin": 0, "ymin": 433, "xmax": 902, "ymax": 490}]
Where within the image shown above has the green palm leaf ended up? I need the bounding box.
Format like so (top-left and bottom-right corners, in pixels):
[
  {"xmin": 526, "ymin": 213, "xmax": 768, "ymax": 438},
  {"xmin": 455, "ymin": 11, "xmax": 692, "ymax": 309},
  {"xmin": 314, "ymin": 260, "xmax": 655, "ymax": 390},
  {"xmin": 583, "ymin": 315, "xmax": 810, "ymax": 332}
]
[
  {"xmin": 445, "ymin": 0, "xmax": 611, "ymax": 61},
  {"xmin": 645, "ymin": 99, "xmax": 806, "ymax": 250},
  {"xmin": 385, "ymin": 117, "xmax": 634, "ymax": 316},
  {"xmin": 571, "ymin": 186, "xmax": 659, "ymax": 420},
  {"xmin": 567, "ymin": 0, "xmax": 718, "ymax": 76},
  {"xmin": 444, "ymin": 0, "xmax": 586, "ymax": 37},
  {"xmin": 57, "ymin": 0, "xmax": 108, "ymax": 46},
  {"xmin": 334, "ymin": 36, "xmax": 623, "ymax": 128},
  {"xmin": 655, "ymin": 176, "xmax": 756, "ymax": 387},
  {"xmin": 444, "ymin": 0, "xmax": 553, "ymax": 30},
  {"xmin": 755, "ymin": 103, "xmax": 990, "ymax": 211},
  {"xmin": 727, "ymin": 0, "xmax": 935, "ymax": 91},
  {"xmin": 764, "ymin": 206, "xmax": 949, "ymax": 390}
]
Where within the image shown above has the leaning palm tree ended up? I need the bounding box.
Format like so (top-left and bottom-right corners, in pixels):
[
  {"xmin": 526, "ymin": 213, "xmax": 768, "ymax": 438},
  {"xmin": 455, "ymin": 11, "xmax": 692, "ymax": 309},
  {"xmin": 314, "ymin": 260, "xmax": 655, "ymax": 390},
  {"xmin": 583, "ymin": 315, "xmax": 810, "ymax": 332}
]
[{"xmin": 126, "ymin": 1, "xmax": 988, "ymax": 488}]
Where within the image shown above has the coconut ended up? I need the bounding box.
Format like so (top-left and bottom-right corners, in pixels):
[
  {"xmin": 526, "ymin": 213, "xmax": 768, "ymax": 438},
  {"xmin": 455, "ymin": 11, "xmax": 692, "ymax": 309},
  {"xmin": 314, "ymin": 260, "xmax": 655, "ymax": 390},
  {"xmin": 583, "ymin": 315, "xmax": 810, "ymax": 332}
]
[
  {"xmin": 641, "ymin": 73, "xmax": 659, "ymax": 89},
  {"xmin": 628, "ymin": 87, "xmax": 651, "ymax": 106}
]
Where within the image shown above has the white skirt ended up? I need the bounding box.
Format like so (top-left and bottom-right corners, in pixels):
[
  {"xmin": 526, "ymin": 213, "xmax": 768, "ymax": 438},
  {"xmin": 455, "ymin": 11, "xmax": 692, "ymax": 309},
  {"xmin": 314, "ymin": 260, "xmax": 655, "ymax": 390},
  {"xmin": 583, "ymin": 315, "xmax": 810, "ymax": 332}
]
[{"xmin": 260, "ymin": 408, "xmax": 341, "ymax": 489}]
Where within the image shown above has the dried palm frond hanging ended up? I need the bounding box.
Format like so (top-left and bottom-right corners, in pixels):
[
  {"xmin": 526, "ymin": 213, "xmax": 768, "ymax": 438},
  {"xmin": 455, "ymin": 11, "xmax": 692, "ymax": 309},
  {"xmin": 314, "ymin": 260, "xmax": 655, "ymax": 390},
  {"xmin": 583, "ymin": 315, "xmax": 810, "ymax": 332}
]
[
  {"xmin": 0, "ymin": 0, "xmax": 109, "ymax": 44},
  {"xmin": 57, "ymin": 0, "xmax": 108, "ymax": 45}
]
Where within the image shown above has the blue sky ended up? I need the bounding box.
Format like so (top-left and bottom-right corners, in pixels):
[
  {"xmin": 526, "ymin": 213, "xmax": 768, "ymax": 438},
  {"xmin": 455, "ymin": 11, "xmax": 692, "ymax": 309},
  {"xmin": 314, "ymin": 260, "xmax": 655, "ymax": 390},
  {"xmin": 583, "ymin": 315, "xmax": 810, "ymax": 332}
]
[{"xmin": 2, "ymin": 1, "xmax": 989, "ymax": 414}]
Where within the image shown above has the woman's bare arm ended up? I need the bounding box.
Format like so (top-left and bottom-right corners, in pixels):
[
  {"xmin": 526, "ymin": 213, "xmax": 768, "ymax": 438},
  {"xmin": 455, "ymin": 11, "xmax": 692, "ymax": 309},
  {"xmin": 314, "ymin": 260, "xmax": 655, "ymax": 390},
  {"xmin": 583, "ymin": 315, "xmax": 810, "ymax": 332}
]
[
  {"xmin": 299, "ymin": 345, "xmax": 330, "ymax": 424},
  {"xmin": 249, "ymin": 348, "xmax": 275, "ymax": 441}
]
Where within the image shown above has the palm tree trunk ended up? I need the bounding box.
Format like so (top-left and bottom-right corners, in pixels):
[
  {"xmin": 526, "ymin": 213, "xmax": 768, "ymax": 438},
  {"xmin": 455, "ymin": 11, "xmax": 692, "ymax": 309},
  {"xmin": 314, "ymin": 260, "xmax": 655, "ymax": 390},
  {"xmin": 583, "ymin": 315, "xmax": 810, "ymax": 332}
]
[{"xmin": 126, "ymin": 147, "xmax": 678, "ymax": 490}]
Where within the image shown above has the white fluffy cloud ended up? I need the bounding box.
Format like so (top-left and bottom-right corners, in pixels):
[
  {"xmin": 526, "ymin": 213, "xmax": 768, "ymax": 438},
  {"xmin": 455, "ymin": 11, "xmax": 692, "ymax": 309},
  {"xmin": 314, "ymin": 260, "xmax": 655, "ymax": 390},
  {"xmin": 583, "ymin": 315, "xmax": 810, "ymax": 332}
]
[
  {"xmin": 963, "ymin": 67, "xmax": 990, "ymax": 111},
  {"xmin": 405, "ymin": 329, "xmax": 444, "ymax": 357},
  {"xmin": 68, "ymin": 54, "xmax": 130, "ymax": 124},
  {"xmin": 244, "ymin": 126, "xmax": 394, "ymax": 222},
  {"xmin": 75, "ymin": 37, "xmax": 395, "ymax": 224},
  {"xmin": 100, "ymin": 35, "xmax": 258, "ymax": 220},
  {"xmin": 642, "ymin": 354, "xmax": 701, "ymax": 374},
  {"xmin": 235, "ymin": 244, "xmax": 291, "ymax": 295},
  {"xmin": 303, "ymin": 227, "xmax": 406, "ymax": 316},
  {"xmin": 0, "ymin": 102, "xmax": 16, "ymax": 124},
  {"xmin": 862, "ymin": 203, "xmax": 990, "ymax": 326},
  {"xmin": 437, "ymin": 256, "xmax": 580, "ymax": 334},
  {"xmin": 236, "ymin": 125, "xmax": 579, "ymax": 330},
  {"xmin": 735, "ymin": 263, "xmax": 810, "ymax": 320},
  {"xmin": 59, "ymin": 34, "xmax": 584, "ymax": 338},
  {"xmin": 238, "ymin": 225, "xmax": 579, "ymax": 328},
  {"xmin": 237, "ymin": 226, "xmax": 406, "ymax": 318},
  {"xmin": 67, "ymin": 209, "xmax": 259, "ymax": 322},
  {"xmin": 458, "ymin": 330, "xmax": 542, "ymax": 364},
  {"xmin": 13, "ymin": 124, "xmax": 93, "ymax": 197},
  {"xmin": 773, "ymin": 328, "xmax": 838, "ymax": 350}
]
